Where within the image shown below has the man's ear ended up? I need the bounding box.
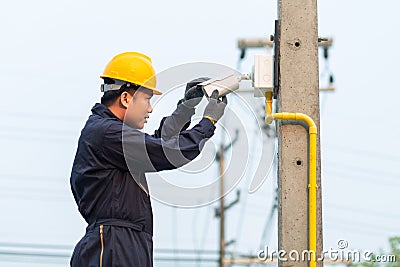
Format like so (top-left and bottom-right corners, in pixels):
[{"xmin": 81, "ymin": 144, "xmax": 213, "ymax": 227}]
[{"xmin": 120, "ymin": 91, "xmax": 131, "ymax": 109}]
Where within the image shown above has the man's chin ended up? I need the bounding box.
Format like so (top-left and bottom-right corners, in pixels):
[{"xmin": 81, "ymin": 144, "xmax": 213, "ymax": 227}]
[{"xmin": 123, "ymin": 120, "xmax": 143, "ymax": 129}]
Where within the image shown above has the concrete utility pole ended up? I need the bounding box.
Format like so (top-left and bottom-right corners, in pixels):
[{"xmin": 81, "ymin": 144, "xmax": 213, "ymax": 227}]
[{"xmin": 277, "ymin": 1, "xmax": 322, "ymax": 267}]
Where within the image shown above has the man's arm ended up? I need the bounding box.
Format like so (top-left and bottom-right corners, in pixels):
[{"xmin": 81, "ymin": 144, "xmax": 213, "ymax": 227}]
[
  {"xmin": 103, "ymin": 89, "xmax": 226, "ymax": 173},
  {"xmin": 103, "ymin": 118, "xmax": 215, "ymax": 173},
  {"xmin": 152, "ymin": 77, "xmax": 209, "ymax": 140},
  {"xmin": 152, "ymin": 100, "xmax": 195, "ymax": 140}
]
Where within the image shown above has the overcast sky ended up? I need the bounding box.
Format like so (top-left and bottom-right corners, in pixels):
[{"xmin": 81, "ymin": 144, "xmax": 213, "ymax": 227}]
[{"xmin": 1, "ymin": 0, "xmax": 399, "ymax": 266}]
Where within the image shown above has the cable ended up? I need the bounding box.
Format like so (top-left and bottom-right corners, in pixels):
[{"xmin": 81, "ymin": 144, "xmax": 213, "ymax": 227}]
[
  {"xmin": 154, "ymin": 257, "xmax": 217, "ymax": 263},
  {"xmin": 0, "ymin": 133, "xmax": 76, "ymax": 143},
  {"xmin": 325, "ymin": 216, "xmax": 400, "ymax": 233},
  {"xmin": 197, "ymin": 206, "xmax": 212, "ymax": 266},
  {"xmin": 0, "ymin": 251, "xmax": 69, "ymax": 258},
  {"xmin": 0, "ymin": 250, "xmax": 224, "ymax": 264},
  {"xmin": 0, "ymin": 111, "xmax": 86, "ymax": 122},
  {"xmin": 0, "ymin": 174, "xmax": 68, "ymax": 182},
  {"xmin": 0, "ymin": 242, "xmax": 72, "ymax": 250},
  {"xmin": 0, "ymin": 244, "xmax": 225, "ymax": 265},
  {"xmin": 324, "ymin": 160, "xmax": 400, "ymax": 180},
  {"xmin": 231, "ymin": 119, "xmax": 261, "ymax": 255},
  {"xmin": 324, "ymin": 168, "xmax": 400, "ymax": 187},
  {"xmin": 0, "ymin": 190, "xmax": 71, "ymax": 202},
  {"xmin": 324, "ymin": 144, "xmax": 399, "ymax": 163},
  {"xmin": 325, "ymin": 219, "xmax": 399, "ymax": 237},
  {"xmin": 258, "ymin": 184, "xmax": 278, "ymax": 249},
  {"xmin": 0, "ymin": 242, "xmax": 221, "ymax": 255},
  {"xmin": 325, "ymin": 202, "xmax": 400, "ymax": 220}
]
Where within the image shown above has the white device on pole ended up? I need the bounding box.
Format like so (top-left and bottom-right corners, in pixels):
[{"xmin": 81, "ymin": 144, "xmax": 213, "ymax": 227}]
[
  {"xmin": 253, "ymin": 54, "xmax": 274, "ymax": 97},
  {"xmin": 198, "ymin": 54, "xmax": 273, "ymax": 99},
  {"xmin": 199, "ymin": 72, "xmax": 244, "ymax": 98}
]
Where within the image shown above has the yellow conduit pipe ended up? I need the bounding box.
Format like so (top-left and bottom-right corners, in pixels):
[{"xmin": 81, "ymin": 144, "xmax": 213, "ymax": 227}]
[
  {"xmin": 265, "ymin": 93, "xmax": 318, "ymax": 267},
  {"xmin": 264, "ymin": 92, "xmax": 273, "ymax": 124}
]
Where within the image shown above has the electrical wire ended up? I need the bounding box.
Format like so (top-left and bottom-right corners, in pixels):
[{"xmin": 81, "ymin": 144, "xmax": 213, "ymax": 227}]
[
  {"xmin": 324, "ymin": 144, "xmax": 399, "ymax": 163},
  {"xmin": 258, "ymin": 167, "xmax": 278, "ymax": 249},
  {"xmin": 324, "ymin": 167, "xmax": 400, "ymax": 183},
  {"xmin": 0, "ymin": 111, "xmax": 86, "ymax": 122},
  {"xmin": 0, "ymin": 242, "xmax": 72, "ymax": 250},
  {"xmin": 194, "ymin": 140, "xmax": 225, "ymax": 266},
  {"xmin": 231, "ymin": 117, "xmax": 261, "ymax": 255},
  {"xmin": 324, "ymin": 159, "xmax": 400, "ymax": 179},
  {"xmin": 325, "ymin": 218, "xmax": 399, "ymax": 236},
  {"xmin": 197, "ymin": 207, "xmax": 213, "ymax": 266},
  {"xmin": 0, "ymin": 248, "xmax": 225, "ymax": 265},
  {"xmin": 0, "ymin": 133, "xmax": 76, "ymax": 143},
  {"xmin": 326, "ymin": 203, "xmax": 400, "ymax": 220}
]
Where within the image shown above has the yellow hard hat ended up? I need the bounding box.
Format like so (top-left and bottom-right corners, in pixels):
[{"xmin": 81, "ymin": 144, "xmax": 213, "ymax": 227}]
[{"xmin": 100, "ymin": 52, "xmax": 162, "ymax": 95}]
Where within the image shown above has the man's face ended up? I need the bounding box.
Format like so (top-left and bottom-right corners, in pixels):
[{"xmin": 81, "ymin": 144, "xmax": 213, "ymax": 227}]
[{"xmin": 124, "ymin": 88, "xmax": 153, "ymax": 129}]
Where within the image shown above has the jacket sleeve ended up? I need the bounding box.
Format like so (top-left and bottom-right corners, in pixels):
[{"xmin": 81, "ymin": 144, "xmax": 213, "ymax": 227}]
[
  {"xmin": 103, "ymin": 118, "xmax": 215, "ymax": 173},
  {"xmin": 152, "ymin": 100, "xmax": 195, "ymax": 140}
]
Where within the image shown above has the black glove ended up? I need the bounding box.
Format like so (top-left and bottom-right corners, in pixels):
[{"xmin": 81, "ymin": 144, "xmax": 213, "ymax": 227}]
[
  {"xmin": 203, "ymin": 90, "xmax": 228, "ymax": 123},
  {"xmin": 182, "ymin": 77, "xmax": 210, "ymax": 108}
]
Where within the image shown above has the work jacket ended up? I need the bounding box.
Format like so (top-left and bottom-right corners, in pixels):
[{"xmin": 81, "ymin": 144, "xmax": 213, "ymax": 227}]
[{"xmin": 70, "ymin": 103, "xmax": 215, "ymax": 267}]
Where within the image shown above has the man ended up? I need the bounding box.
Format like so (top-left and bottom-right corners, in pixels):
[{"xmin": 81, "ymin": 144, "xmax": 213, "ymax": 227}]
[{"xmin": 70, "ymin": 52, "xmax": 227, "ymax": 266}]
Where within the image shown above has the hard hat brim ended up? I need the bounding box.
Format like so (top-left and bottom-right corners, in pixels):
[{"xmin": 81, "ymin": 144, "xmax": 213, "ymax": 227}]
[{"xmin": 100, "ymin": 75, "xmax": 162, "ymax": 95}]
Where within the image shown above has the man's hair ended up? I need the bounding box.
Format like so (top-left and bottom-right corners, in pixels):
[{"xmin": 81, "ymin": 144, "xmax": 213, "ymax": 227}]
[{"xmin": 101, "ymin": 78, "xmax": 139, "ymax": 106}]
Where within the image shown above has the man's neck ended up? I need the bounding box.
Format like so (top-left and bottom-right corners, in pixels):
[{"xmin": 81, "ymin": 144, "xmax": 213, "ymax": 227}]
[{"xmin": 107, "ymin": 104, "xmax": 125, "ymax": 121}]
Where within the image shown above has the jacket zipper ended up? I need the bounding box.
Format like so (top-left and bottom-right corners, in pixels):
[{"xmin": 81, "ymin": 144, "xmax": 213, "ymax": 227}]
[
  {"xmin": 99, "ymin": 225, "xmax": 104, "ymax": 267},
  {"xmin": 138, "ymin": 183, "xmax": 149, "ymax": 197}
]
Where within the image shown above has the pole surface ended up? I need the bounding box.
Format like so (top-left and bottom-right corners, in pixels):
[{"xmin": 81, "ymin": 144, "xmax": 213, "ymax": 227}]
[{"xmin": 277, "ymin": 1, "xmax": 323, "ymax": 267}]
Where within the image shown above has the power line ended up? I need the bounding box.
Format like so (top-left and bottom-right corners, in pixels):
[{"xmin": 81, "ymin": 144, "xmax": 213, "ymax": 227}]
[
  {"xmin": 324, "ymin": 217, "xmax": 400, "ymax": 235},
  {"xmin": 0, "ymin": 133, "xmax": 76, "ymax": 143},
  {"xmin": 325, "ymin": 161, "xmax": 400, "ymax": 180},
  {"xmin": 198, "ymin": 206, "xmax": 213, "ymax": 266},
  {"xmin": 325, "ymin": 202, "xmax": 400, "ymax": 220},
  {"xmin": 0, "ymin": 242, "xmax": 222, "ymax": 255},
  {"xmin": 323, "ymin": 144, "xmax": 399, "ymax": 163},
  {"xmin": 154, "ymin": 257, "xmax": 217, "ymax": 263},
  {"xmin": 259, "ymin": 187, "xmax": 278, "ymax": 249},
  {"xmin": 0, "ymin": 191, "xmax": 70, "ymax": 202},
  {"xmin": 324, "ymin": 169, "xmax": 400, "ymax": 187},
  {"xmin": 0, "ymin": 174, "xmax": 68, "ymax": 182},
  {"xmin": 0, "ymin": 244, "xmax": 227, "ymax": 264},
  {"xmin": 324, "ymin": 220, "xmax": 399, "ymax": 238},
  {"xmin": 0, "ymin": 242, "xmax": 72, "ymax": 250},
  {"xmin": 0, "ymin": 251, "xmax": 70, "ymax": 258},
  {"xmin": 0, "ymin": 111, "xmax": 87, "ymax": 122}
]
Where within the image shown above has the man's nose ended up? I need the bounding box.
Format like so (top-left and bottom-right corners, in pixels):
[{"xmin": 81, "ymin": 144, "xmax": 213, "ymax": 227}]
[{"xmin": 148, "ymin": 104, "xmax": 153, "ymax": 113}]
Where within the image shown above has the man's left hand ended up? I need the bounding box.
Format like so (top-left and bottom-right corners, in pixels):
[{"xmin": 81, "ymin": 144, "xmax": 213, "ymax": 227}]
[{"xmin": 182, "ymin": 77, "xmax": 210, "ymax": 108}]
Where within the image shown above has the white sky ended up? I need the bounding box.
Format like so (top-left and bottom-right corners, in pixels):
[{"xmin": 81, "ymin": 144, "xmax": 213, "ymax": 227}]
[{"xmin": 0, "ymin": 0, "xmax": 399, "ymax": 266}]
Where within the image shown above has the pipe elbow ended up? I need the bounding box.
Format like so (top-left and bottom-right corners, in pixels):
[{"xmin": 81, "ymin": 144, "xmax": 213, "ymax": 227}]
[{"xmin": 295, "ymin": 113, "xmax": 317, "ymax": 133}]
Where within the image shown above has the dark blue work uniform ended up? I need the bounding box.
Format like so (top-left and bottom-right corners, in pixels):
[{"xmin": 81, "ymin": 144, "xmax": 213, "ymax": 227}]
[{"xmin": 70, "ymin": 103, "xmax": 215, "ymax": 267}]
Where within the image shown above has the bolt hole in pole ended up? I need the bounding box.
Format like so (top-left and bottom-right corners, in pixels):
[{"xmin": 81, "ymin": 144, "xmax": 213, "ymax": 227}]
[
  {"xmin": 294, "ymin": 41, "xmax": 300, "ymax": 47},
  {"xmin": 296, "ymin": 160, "xmax": 302, "ymax": 166}
]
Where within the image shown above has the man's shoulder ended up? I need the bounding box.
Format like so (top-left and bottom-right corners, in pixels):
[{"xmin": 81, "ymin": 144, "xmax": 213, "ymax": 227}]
[{"xmin": 81, "ymin": 114, "xmax": 122, "ymax": 139}]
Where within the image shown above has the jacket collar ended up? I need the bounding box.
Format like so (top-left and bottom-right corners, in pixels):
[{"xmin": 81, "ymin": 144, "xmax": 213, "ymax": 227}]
[{"xmin": 91, "ymin": 103, "xmax": 121, "ymax": 120}]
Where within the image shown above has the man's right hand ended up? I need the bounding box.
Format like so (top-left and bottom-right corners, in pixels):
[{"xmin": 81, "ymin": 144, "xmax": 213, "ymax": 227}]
[{"xmin": 203, "ymin": 90, "xmax": 227, "ymax": 124}]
